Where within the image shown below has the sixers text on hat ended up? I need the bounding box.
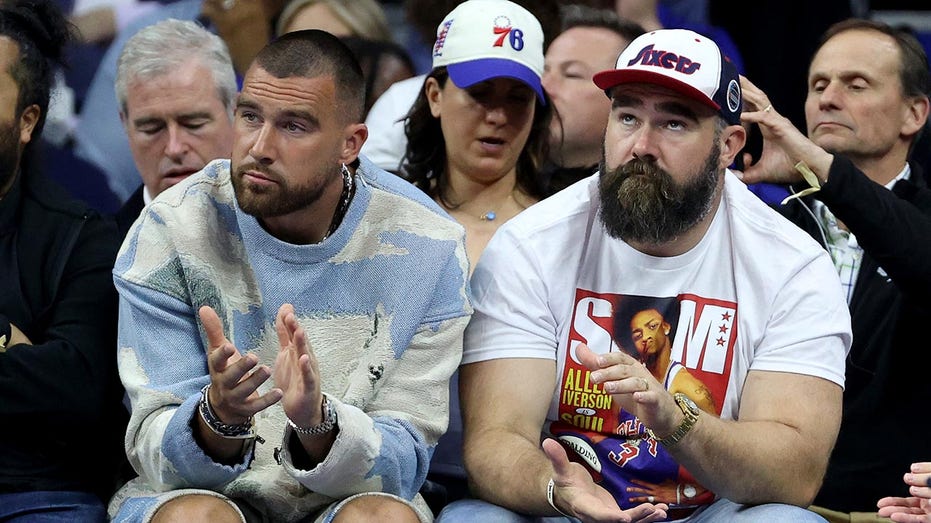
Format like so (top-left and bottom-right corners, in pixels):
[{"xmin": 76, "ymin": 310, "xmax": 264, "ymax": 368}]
[{"xmin": 626, "ymin": 44, "xmax": 701, "ymax": 75}]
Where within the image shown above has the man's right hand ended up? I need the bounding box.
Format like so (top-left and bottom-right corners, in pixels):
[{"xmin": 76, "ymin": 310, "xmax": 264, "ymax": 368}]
[
  {"xmin": 542, "ymin": 438, "xmax": 667, "ymax": 523},
  {"xmin": 199, "ymin": 306, "xmax": 282, "ymax": 426}
]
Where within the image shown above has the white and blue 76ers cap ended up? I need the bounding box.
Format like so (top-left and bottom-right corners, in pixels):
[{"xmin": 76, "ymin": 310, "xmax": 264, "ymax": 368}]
[
  {"xmin": 593, "ymin": 29, "xmax": 741, "ymax": 125},
  {"xmin": 431, "ymin": 0, "xmax": 546, "ymax": 103}
]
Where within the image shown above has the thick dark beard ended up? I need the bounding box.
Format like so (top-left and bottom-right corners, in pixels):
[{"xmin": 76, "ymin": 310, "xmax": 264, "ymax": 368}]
[
  {"xmin": 231, "ymin": 160, "xmax": 337, "ymax": 219},
  {"xmin": 597, "ymin": 143, "xmax": 721, "ymax": 244},
  {"xmin": 0, "ymin": 119, "xmax": 21, "ymax": 194}
]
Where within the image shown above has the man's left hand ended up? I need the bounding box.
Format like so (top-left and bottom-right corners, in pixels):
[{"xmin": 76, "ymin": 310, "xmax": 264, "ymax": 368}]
[{"xmin": 272, "ymin": 303, "xmax": 324, "ymax": 429}]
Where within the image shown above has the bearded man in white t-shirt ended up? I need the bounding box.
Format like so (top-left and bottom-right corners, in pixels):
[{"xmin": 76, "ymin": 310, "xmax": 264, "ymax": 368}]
[{"xmin": 436, "ymin": 28, "xmax": 852, "ymax": 523}]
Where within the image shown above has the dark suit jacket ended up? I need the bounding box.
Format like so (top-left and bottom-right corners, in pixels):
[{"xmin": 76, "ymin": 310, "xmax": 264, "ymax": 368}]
[{"xmin": 115, "ymin": 185, "xmax": 145, "ymax": 240}]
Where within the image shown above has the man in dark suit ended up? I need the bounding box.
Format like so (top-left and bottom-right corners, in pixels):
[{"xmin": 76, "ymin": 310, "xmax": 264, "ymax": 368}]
[
  {"xmin": 114, "ymin": 18, "xmax": 235, "ymax": 237},
  {"xmin": 739, "ymin": 18, "xmax": 931, "ymax": 520}
]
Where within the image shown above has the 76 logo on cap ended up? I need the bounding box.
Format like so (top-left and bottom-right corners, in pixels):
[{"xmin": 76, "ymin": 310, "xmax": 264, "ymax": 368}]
[{"xmin": 492, "ymin": 15, "xmax": 524, "ymax": 51}]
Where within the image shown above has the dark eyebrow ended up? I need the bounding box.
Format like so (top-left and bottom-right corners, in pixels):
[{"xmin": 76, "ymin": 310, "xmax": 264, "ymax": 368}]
[
  {"xmin": 611, "ymin": 93, "xmax": 643, "ymax": 110},
  {"xmin": 235, "ymin": 98, "xmax": 261, "ymax": 114},
  {"xmin": 655, "ymin": 101, "xmax": 700, "ymax": 122},
  {"xmin": 611, "ymin": 90, "xmax": 702, "ymax": 122},
  {"xmin": 281, "ymin": 109, "xmax": 319, "ymax": 128}
]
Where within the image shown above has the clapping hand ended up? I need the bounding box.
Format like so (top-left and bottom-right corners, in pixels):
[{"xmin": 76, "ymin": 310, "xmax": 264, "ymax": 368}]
[
  {"xmin": 272, "ymin": 303, "xmax": 324, "ymax": 429},
  {"xmin": 200, "ymin": 305, "xmax": 282, "ymax": 425}
]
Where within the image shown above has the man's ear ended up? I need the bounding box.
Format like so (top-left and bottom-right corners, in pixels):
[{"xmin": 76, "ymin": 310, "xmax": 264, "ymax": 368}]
[
  {"xmin": 339, "ymin": 122, "xmax": 368, "ymax": 165},
  {"xmin": 902, "ymin": 95, "xmax": 930, "ymax": 138},
  {"xmin": 719, "ymin": 124, "xmax": 747, "ymax": 169},
  {"xmin": 18, "ymin": 105, "xmax": 40, "ymax": 146}
]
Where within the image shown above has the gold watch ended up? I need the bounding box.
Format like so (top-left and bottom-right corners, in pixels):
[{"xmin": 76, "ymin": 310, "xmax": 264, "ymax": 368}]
[{"xmin": 646, "ymin": 393, "xmax": 700, "ymax": 447}]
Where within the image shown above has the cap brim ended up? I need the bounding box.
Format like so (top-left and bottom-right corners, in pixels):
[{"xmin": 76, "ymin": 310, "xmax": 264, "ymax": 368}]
[
  {"xmin": 592, "ymin": 69, "xmax": 720, "ymax": 112},
  {"xmin": 448, "ymin": 59, "xmax": 546, "ymax": 104}
]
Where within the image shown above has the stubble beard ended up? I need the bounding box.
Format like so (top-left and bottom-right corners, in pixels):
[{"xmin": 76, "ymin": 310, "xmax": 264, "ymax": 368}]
[
  {"xmin": 231, "ymin": 159, "xmax": 340, "ymax": 219},
  {"xmin": 597, "ymin": 141, "xmax": 721, "ymax": 245}
]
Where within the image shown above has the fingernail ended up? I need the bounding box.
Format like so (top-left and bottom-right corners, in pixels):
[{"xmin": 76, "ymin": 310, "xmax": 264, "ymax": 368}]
[
  {"xmin": 604, "ymin": 382, "xmax": 615, "ymax": 392},
  {"xmin": 590, "ymin": 371, "xmax": 602, "ymax": 382},
  {"xmin": 597, "ymin": 356, "xmax": 607, "ymax": 366}
]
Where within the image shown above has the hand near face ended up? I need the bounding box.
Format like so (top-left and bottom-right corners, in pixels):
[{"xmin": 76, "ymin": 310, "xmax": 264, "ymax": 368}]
[
  {"xmin": 200, "ymin": 305, "xmax": 282, "ymax": 424},
  {"xmin": 737, "ymin": 75, "xmax": 834, "ymax": 187},
  {"xmin": 542, "ymin": 438, "xmax": 667, "ymax": 523},
  {"xmin": 575, "ymin": 343, "xmax": 680, "ymax": 436},
  {"xmin": 272, "ymin": 303, "xmax": 324, "ymax": 427},
  {"xmin": 877, "ymin": 462, "xmax": 931, "ymax": 522}
]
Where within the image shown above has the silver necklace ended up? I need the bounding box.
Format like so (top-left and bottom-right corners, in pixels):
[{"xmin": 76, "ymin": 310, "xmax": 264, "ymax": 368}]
[{"xmin": 322, "ymin": 164, "xmax": 354, "ymax": 241}]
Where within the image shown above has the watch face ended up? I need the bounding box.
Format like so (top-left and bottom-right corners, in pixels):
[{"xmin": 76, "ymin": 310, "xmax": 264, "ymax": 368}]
[
  {"xmin": 677, "ymin": 393, "xmax": 700, "ymax": 414},
  {"xmin": 683, "ymin": 484, "xmax": 698, "ymax": 498}
]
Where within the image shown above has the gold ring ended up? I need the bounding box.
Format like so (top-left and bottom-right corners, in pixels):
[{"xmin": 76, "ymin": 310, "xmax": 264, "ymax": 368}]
[{"xmin": 763, "ymin": 104, "xmax": 773, "ymax": 113}]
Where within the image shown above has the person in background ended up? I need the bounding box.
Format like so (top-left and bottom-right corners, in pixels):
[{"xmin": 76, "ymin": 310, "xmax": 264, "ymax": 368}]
[
  {"xmin": 439, "ymin": 28, "xmax": 850, "ymax": 522},
  {"xmin": 274, "ymin": 0, "xmax": 409, "ymax": 121},
  {"xmin": 0, "ymin": 0, "xmax": 127, "ymax": 520},
  {"xmin": 362, "ymin": 0, "xmax": 561, "ymax": 175},
  {"xmin": 73, "ymin": 0, "xmax": 286, "ymax": 204},
  {"xmin": 737, "ymin": 18, "xmax": 931, "ymax": 522},
  {"xmin": 541, "ymin": 3, "xmax": 643, "ymax": 195},
  {"xmin": 108, "ymin": 29, "xmax": 471, "ymax": 522},
  {"xmin": 275, "ymin": 0, "xmax": 392, "ymax": 41},
  {"xmin": 400, "ymin": 0, "xmax": 551, "ymax": 270},
  {"xmin": 398, "ymin": 0, "xmax": 551, "ymax": 515},
  {"xmin": 113, "ymin": 18, "xmax": 236, "ymax": 237},
  {"xmin": 339, "ymin": 36, "xmax": 416, "ymax": 120}
]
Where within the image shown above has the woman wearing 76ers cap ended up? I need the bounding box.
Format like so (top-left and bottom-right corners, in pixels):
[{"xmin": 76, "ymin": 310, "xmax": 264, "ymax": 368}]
[{"xmin": 400, "ymin": 0, "xmax": 552, "ymax": 272}]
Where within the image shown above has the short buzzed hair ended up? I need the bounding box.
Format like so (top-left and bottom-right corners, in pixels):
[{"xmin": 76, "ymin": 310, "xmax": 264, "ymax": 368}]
[{"xmin": 255, "ymin": 29, "xmax": 366, "ymax": 123}]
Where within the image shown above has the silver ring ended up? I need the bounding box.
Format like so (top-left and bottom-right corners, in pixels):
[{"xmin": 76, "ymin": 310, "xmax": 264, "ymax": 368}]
[
  {"xmin": 648, "ymin": 495, "xmax": 655, "ymax": 503},
  {"xmin": 763, "ymin": 104, "xmax": 773, "ymax": 113},
  {"xmin": 221, "ymin": 0, "xmax": 235, "ymax": 10}
]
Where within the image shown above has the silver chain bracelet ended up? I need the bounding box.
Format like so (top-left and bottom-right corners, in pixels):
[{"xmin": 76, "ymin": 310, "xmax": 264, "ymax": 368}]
[{"xmin": 198, "ymin": 383, "xmax": 258, "ymax": 440}]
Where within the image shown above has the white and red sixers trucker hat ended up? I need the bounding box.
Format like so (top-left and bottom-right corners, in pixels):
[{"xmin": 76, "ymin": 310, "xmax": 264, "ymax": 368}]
[
  {"xmin": 593, "ymin": 29, "xmax": 741, "ymax": 125},
  {"xmin": 431, "ymin": 0, "xmax": 545, "ymax": 103}
]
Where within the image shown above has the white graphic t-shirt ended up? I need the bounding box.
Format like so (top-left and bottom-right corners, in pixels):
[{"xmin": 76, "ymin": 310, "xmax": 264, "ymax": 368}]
[{"xmin": 463, "ymin": 172, "xmax": 850, "ymax": 510}]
